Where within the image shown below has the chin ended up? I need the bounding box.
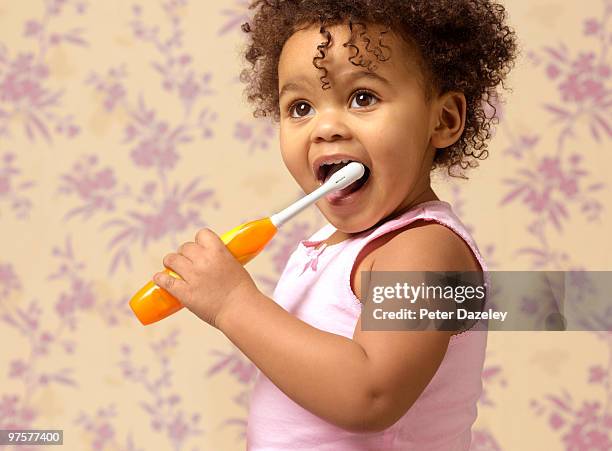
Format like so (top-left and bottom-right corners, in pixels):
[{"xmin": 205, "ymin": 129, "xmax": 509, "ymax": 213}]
[{"xmin": 321, "ymin": 210, "xmax": 379, "ymax": 234}]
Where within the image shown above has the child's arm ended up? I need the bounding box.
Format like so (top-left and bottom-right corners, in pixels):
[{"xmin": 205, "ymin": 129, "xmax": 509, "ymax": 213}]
[{"xmin": 217, "ymin": 222, "xmax": 480, "ymax": 433}]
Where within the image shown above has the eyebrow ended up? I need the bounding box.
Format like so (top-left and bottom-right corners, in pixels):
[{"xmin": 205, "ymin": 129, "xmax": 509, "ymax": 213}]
[{"xmin": 279, "ymin": 71, "xmax": 392, "ymax": 98}]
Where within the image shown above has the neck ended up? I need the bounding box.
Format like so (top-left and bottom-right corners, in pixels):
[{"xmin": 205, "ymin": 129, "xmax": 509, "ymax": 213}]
[{"xmin": 386, "ymin": 186, "xmax": 439, "ymax": 222}]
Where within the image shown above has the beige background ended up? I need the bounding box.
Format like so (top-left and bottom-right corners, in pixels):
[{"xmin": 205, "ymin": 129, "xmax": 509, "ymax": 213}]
[{"xmin": 0, "ymin": 1, "xmax": 610, "ymax": 450}]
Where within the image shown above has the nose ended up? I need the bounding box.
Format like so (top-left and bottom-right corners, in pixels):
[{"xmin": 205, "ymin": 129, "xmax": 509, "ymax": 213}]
[{"xmin": 311, "ymin": 109, "xmax": 352, "ymax": 143}]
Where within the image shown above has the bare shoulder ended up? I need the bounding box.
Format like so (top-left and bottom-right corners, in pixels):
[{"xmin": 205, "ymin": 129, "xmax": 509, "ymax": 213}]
[
  {"xmin": 372, "ymin": 219, "xmax": 481, "ymax": 272},
  {"xmin": 351, "ymin": 219, "xmax": 481, "ymax": 301}
]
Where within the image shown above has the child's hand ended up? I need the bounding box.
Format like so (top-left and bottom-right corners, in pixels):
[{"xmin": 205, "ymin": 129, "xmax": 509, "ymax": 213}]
[{"xmin": 152, "ymin": 228, "xmax": 258, "ymax": 329}]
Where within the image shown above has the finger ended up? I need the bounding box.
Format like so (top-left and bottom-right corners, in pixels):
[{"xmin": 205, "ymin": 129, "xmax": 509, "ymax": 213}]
[
  {"xmin": 178, "ymin": 242, "xmax": 201, "ymax": 261},
  {"xmin": 162, "ymin": 253, "xmax": 193, "ymax": 280},
  {"xmin": 195, "ymin": 228, "xmax": 222, "ymax": 248},
  {"xmin": 153, "ymin": 271, "xmax": 190, "ymax": 303}
]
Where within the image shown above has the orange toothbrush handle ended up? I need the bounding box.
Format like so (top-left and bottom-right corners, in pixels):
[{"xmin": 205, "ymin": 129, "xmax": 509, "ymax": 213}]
[{"xmin": 129, "ymin": 217, "xmax": 278, "ymax": 325}]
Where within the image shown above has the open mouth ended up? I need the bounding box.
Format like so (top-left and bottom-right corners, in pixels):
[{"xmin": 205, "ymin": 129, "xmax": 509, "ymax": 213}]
[{"xmin": 317, "ymin": 160, "xmax": 371, "ymax": 197}]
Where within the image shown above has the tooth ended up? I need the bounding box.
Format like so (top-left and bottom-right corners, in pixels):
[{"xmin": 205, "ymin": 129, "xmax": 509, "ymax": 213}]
[
  {"xmin": 323, "ymin": 158, "xmax": 352, "ymax": 166},
  {"xmin": 318, "ymin": 158, "xmax": 358, "ymax": 178}
]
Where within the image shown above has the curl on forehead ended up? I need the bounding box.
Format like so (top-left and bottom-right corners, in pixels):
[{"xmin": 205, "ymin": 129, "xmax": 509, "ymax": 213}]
[{"xmin": 278, "ymin": 21, "xmax": 435, "ymax": 98}]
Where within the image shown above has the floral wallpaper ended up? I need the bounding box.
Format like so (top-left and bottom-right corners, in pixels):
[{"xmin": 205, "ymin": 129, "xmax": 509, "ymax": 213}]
[{"xmin": 0, "ymin": 0, "xmax": 610, "ymax": 450}]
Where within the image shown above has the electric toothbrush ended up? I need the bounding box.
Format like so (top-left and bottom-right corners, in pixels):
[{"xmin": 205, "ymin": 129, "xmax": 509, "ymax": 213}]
[{"xmin": 129, "ymin": 162, "xmax": 365, "ymax": 325}]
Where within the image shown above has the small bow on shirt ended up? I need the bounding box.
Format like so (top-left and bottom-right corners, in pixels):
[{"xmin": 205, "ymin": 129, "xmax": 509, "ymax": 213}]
[{"xmin": 299, "ymin": 243, "xmax": 328, "ymax": 276}]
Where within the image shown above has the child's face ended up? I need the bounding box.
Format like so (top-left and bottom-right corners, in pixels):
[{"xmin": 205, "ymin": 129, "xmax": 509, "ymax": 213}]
[{"xmin": 278, "ymin": 22, "xmax": 440, "ymax": 233}]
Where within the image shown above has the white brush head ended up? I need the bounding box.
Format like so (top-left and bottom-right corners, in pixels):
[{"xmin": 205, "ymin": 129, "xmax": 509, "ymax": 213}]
[
  {"xmin": 270, "ymin": 161, "xmax": 366, "ymax": 227},
  {"xmin": 325, "ymin": 161, "xmax": 365, "ymax": 190}
]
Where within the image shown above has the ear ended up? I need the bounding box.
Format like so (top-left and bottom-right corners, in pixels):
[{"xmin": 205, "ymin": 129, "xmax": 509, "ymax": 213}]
[{"xmin": 430, "ymin": 92, "xmax": 466, "ymax": 149}]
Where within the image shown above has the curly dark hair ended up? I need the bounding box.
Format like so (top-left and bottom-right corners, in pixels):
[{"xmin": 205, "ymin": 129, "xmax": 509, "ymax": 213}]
[{"xmin": 239, "ymin": 0, "xmax": 518, "ymax": 177}]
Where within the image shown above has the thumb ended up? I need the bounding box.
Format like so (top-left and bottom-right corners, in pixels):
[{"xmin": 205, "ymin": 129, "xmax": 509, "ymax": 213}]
[{"xmin": 154, "ymin": 271, "xmax": 190, "ymax": 305}]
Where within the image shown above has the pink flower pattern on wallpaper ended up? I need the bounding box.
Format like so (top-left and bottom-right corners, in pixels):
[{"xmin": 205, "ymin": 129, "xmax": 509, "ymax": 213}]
[
  {"xmin": 470, "ymin": 429, "xmax": 502, "ymax": 451},
  {"xmin": 531, "ymin": 334, "xmax": 612, "ymax": 450},
  {"xmin": 0, "ymin": 236, "xmax": 135, "ymax": 450},
  {"xmin": 0, "ymin": 0, "xmax": 609, "ymax": 450},
  {"xmin": 448, "ymin": 184, "xmax": 500, "ymax": 269},
  {"xmin": 71, "ymin": 1, "xmax": 224, "ymax": 274},
  {"xmin": 528, "ymin": 2, "xmax": 612, "ymax": 150},
  {"xmin": 75, "ymin": 405, "xmax": 143, "ymax": 451},
  {"xmin": 207, "ymin": 348, "xmax": 259, "ymax": 442},
  {"xmin": 233, "ymin": 119, "xmax": 276, "ymax": 154},
  {"xmin": 218, "ymin": 1, "xmax": 251, "ymax": 36},
  {"xmin": 58, "ymin": 155, "xmax": 126, "ymax": 221},
  {"xmin": 493, "ymin": 1, "xmax": 612, "ymax": 448},
  {"xmin": 0, "ymin": 152, "xmax": 35, "ymax": 219},
  {"xmin": 117, "ymin": 332, "xmax": 205, "ymax": 450},
  {"xmin": 502, "ymin": 153, "xmax": 604, "ymax": 234},
  {"xmin": 219, "ymin": 0, "xmax": 278, "ymax": 154},
  {"xmin": 498, "ymin": 0, "xmax": 610, "ymax": 273},
  {"xmin": 0, "ymin": 1, "xmax": 85, "ymax": 143}
]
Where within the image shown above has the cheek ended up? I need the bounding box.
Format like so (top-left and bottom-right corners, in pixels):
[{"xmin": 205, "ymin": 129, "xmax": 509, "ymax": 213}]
[
  {"xmin": 373, "ymin": 146, "xmax": 424, "ymax": 187},
  {"xmin": 279, "ymin": 149, "xmax": 300, "ymax": 183},
  {"xmin": 279, "ymin": 127, "xmax": 295, "ymax": 168},
  {"xmin": 279, "ymin": 130, "xmax": 310, "ymax": 185},
  {"xmin": 279, "ymin": 145, "xmax": 291, "ymax": 170}
]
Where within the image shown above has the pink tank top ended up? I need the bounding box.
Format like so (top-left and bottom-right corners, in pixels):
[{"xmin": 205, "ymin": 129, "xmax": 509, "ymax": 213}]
[{"xmin": 246, "ymin": 200, "xmax": 489, "ymax": 451}]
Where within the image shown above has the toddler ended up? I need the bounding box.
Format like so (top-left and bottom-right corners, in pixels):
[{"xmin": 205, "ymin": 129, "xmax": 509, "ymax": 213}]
[{"xmin": 153, "ymin": 0, "xmax": 517, "ymax": 449}]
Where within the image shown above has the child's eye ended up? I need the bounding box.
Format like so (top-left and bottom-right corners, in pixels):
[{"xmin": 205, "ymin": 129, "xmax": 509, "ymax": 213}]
[
  {"xmin": 289, "ymin": 101, "xmax": 310, "ymax": 118},
  {"xmin": 353, "ymin": 90, "xmax": 378, "ymax": 106},
  {"xmin": 287, "ymin": 90, "xmax": 379, "ymax": 119}
]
